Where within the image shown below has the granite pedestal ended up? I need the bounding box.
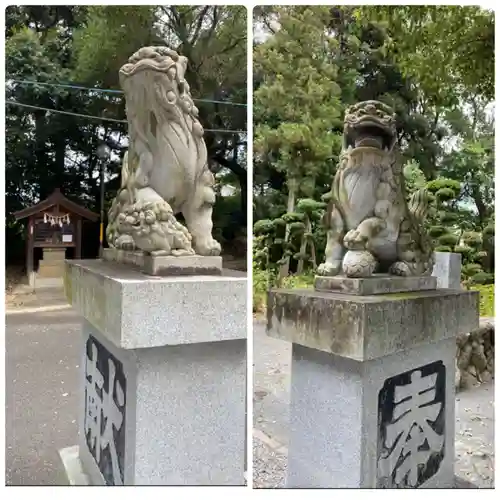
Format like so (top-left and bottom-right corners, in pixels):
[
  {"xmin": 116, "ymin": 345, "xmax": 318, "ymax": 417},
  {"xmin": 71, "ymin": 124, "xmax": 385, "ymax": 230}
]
[
  {"xmin": 64, "ymin": 259, "xmax": 247, "ymax": 485},
  {"xmin": 267, "ymin": 277, "xmax": 479, "ymax": 488},
  {"xmin": 432, "ymin": 252, "xmax": 462, "ymax": 290}
]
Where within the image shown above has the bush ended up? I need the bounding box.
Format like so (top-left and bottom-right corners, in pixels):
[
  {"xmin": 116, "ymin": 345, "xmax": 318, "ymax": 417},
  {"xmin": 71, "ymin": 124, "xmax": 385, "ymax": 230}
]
[
  {"xmin": 254, "ymin": 219, "xmax": 274, "ymax": 235},
  {"xmin": 483, "ymin": 225, "xmax": 495, "ymax": 237},
  {"xmin": 426, "ymin": 178, "xmax": 461, "ymax": 194},
  {"xmin": 253, "ymin": 265, "xmax": 270, "ymax": 313},
  {"xmin": 463, "ymin": 231, "xmax": 482, "ymax": 247},
  {"xmin": 438, "ymin": 233, "xmax": 459, "ymax": 247},
  {"xmin": 435, "ymin": 245, "xmax": 453, "ymax": 253},
  {"xmin": 429, "ymin": 225, "xmax": 447, "ymax": 238},
  {"xmin": 470, "ymin": 272, "xmax": 494, "ymax": 285},
  {"xmin": 470, "ymin": 284, "xmax": 494, "ymax": 317},
  {"xmin": 282, "ymin": 273, "xmax": 314, "ymax": 289},
  {"xmin": 439, "ymin": 211, "xmax": 458, "ymax": 224},
  {"xmin": 435, "ymin": 187, "xmax": 456, "ymax": 201},
  {"xmin": 454, "ymin": 245, "xmax": 474, "ymax": 257},
  {"xmin": 462, "ymin": 263, "xmax": 483, "ymax": 277}
]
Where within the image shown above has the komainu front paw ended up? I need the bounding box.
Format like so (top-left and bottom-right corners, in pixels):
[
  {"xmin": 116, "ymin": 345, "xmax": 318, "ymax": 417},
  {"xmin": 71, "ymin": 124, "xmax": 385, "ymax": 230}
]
[
  {"xmin": 194, "ymin": 238, "xmax": 221, "ymax": 256},
  {"xmin": 344, "ymin": 229, "xmax": 368, "ymax": 250},
  {"xmin": 116, "ymin": 235, "xmax": 136, "ymax": 251},
  {"xmin": 389, "ymin": 261, "xmax": 412, "ymax": 277},
  {"xmin": 317, "ymin": 261, "xmax": 342, "ymax": 276}
]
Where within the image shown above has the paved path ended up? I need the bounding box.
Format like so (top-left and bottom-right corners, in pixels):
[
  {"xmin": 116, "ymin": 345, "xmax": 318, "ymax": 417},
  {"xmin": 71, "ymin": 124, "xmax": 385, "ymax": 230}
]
[
  {"xmin": 253, "ymin": 320, "xmax": 495, "ymax": 489},
  {"xmin": 5, "ymin": 307, "xmax": 80, "ymax": 485}
]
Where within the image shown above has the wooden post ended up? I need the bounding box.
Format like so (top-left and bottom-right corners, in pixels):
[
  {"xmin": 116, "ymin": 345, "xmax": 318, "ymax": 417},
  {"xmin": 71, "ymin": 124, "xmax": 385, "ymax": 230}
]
[
  {"xmin": 76, "ymin": 217, "xmax": 82, "ymax": 260},
  {"xmin": 27, "ymin": 217, "xmax": 34, "ymax": 287}
]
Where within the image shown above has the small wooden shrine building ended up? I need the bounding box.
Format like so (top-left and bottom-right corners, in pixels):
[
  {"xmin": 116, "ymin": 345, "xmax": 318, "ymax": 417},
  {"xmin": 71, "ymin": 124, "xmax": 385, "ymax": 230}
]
[{"xmin": 13, "ymin": 188, "xmax": 99, "ymax": 288}]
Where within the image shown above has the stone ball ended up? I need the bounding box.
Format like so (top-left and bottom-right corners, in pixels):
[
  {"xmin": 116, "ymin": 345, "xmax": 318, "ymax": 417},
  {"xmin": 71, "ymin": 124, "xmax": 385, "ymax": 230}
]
[{"xmin": 342, "ymin": 250, "xmax": 377, "ymax": 277}]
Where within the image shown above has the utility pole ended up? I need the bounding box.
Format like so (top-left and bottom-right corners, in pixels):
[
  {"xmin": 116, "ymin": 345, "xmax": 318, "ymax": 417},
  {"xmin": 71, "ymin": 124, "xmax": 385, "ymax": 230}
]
[{"xmin": 97, "ymin": 143, "xmax": 110, "ymax": 258}]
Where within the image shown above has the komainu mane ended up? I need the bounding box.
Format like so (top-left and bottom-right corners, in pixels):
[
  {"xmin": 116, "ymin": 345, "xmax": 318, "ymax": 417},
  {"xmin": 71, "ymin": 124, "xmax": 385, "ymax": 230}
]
[
  {"xmin": 106, "ymin": 46, "xmax": 221, "ymax": 256},
  {"xmin": 318, "ymin": 100, "xmax": 434, "ymax": 278}
]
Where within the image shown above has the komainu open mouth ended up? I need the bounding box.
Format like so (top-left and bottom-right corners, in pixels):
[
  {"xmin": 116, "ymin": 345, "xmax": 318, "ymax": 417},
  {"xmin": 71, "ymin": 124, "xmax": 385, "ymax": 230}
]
[{"xmin": 344, "ymin": 100, "xmax": 397, "ymax": 151}]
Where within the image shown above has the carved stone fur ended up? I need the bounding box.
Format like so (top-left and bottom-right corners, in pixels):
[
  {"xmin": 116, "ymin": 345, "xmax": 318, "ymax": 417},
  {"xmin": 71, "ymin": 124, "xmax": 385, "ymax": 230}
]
[
  {"xmin": 106, "ymin": 46, "xmax": 221, "ymax": 256},
  {"xmin": 318, "ymin": 100, "xmax": 434, "ymax": 278}
]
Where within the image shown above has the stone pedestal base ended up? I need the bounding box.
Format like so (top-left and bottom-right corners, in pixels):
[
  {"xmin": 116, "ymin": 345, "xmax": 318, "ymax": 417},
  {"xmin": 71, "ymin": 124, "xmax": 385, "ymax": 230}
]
[
  {"xmin": 65, "ymin": 260, "xmax": 247, "ymax": 485},
  {"xmin": 102, "ymin": 248, "xmax": 222, "ymax": 276},
  {"xmin": 314, "ymin": 274, "xmax": 437, "ymax": 295},
  {"xmin": 267, "ymin": 287, "xmax": 479, "ymax": 488}
]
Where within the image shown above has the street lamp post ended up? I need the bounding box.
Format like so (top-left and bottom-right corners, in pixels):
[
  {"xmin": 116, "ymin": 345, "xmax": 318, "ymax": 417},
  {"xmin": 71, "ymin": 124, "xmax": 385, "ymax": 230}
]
[{"xmin": 96, "ymin": 143, "xmax": 111, "ymax": 258}]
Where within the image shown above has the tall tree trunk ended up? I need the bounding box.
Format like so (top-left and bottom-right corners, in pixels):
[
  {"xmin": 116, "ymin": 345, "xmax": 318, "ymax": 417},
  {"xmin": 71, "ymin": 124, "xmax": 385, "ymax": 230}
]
[
  {"xmin": 471, "ymin": 186, "xmax": 487, "ymax": 227},
  {"xmin": 310, "ymin": 234, "xmax": 317, "ymax": 270},
  {"xmin": 278, "ymin": 176, "xmax": 298, "ymax": 285},
  {"xmin": 296, "ymin": 214, "xmax": 311, "ymax": 275}
]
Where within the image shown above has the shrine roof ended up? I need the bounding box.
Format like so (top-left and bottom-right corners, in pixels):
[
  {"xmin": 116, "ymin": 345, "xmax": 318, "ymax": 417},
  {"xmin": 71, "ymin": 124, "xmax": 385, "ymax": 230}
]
[{"xmin": 13, "ymin": 188, "xmax": 99, "ymax": 221}]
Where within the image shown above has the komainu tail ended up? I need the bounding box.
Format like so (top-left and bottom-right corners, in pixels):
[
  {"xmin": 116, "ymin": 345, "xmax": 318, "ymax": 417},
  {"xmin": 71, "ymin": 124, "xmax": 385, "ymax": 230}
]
[{"xmin": 408, "ymin": 188, "xmax": 431, "ymax": 224}]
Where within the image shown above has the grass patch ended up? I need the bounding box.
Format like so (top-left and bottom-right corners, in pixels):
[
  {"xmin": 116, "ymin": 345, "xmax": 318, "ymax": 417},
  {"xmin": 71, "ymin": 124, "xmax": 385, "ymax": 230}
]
[
  {"xmin": 252, "ymin": 269, "xmax": 315, "ymax": 313},
  {"xmin": 253, "ymin": 266, "xmax": 269, "ymax": 313},
  {"xmin": 470, "ymin": 284, "xmax": 494, "ymax": 317}
]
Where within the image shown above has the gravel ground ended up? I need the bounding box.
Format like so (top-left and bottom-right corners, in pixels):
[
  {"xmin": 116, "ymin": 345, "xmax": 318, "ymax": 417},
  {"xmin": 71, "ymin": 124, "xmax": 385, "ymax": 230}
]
[
  {"xmin": 253, "ymin": 440, "xmax": 286, "ymax": 489},
  {"xmin": 253, "ymin": 319, "xmax": 495, "ymax": 489}
]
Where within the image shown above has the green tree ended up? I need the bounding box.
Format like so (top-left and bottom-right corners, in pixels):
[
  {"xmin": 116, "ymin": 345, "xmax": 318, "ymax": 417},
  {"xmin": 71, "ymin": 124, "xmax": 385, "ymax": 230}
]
[
  {"xmin": 356, "ymin": 6, "xmax": 494, "ymax": 102},
  {"xmin": 5, "ymin": 5, "xmax": 248, "ymax": 264},
  {"xmin": 73, "ymin": 5, "xmax": 248, "ymax": 225},
  {"xmin": 254, "ymin": 6, "xmax": 343, "ymax": 282},
  {"xmin": 253, "ymin": 5, "xmax": 494, "ymax": 285}
]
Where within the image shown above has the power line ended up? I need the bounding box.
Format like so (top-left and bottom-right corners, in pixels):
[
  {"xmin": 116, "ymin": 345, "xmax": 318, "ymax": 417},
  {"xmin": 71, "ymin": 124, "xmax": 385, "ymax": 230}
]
[
  {"xmin": 6, "ymin": 100, "xmax": 247, "ymax": 134},
  {"xmin": 7, "ymin": 78, "xmax": 248, "ymax": 107},
  {"xmin": 7, "ymin": 101, "xmax": 126, "ymax": 124}
]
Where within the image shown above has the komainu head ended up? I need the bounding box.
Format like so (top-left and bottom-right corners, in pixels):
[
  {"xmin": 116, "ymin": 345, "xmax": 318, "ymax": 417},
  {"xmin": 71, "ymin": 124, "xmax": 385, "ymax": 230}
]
[
  {"xmin": 343, "ymin": 100, "xmax": 397, "ymax": 151},
  {"xmin": 119, "ymin": 46, "xmax": 204, "ymax": 141}
]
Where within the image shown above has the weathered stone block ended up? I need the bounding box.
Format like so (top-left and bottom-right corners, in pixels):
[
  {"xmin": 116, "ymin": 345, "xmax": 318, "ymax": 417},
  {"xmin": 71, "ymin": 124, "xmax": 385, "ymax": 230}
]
[
  {"xmin": 267, "ymin": 286, "xmax": 479, "ymax": 488},
  {"xmin": 287, "ymin": 339, "xmax": 456, "ymax": 488},
  {"xmin": 432, "ymin": 252, "xmax": 462, "ymax": 290},
  {"xmin": 102, "ymin": 248, "xmax": 222, "ymax": 276},
  {"xmin": 64, "ymin": 259, "xmax": 247, "ymax": 485},
  {"xmin": 65, "ymin": 260, "xmax": 246, "ymax": 349},
  {"xmin": 78, "ymin": 321, "xmax": 246, "ymax": 485},
  {"xmin": 38, "ymin": 262, "xmax": 65, "ymax": 278},
  {"xmin": 267, "ymin": 288, "xmax": 479, "ymax": 361},
  {"xmin": 314, "ymin": 274, "xmax": 437, "ymax": 295},
  {"xmin": 42, "ymin": 248, "xmax": 66, "ymax": 262},
  {"xmin": 455, "ymin": 318, "xmax": 495, "ymax": 390}
]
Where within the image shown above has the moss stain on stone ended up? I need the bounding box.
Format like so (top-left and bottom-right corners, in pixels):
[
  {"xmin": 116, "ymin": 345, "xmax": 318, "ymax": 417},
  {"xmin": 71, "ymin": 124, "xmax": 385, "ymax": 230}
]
[{"xmin": 376, "ymin": 291, "xmax": 440, "ymax": 301}]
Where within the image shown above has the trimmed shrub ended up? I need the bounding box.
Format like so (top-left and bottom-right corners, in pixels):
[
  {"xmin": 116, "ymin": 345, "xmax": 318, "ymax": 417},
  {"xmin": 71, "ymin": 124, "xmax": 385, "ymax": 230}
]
[
  {"xmin": 438, "ymin": 233, "xmax": 459, "ymax": 247},
  {"xmin": 470, "ymin": 272, "xmax": 494, "ymax": 286},
  {"xmin": 435, "ymin": 245, "xmax": 453, "ymax": 252},
  {"xmin": 463, "ymin": 263, "xmax": 483, "ymax": 276},
  {"xmin": 429, "ymin": 225, "xmax": 447, "ymax": 238}
]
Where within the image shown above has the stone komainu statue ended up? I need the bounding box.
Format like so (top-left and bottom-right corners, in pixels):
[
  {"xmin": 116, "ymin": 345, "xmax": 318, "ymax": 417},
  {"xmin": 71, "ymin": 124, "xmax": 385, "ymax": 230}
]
[
  {"xmin": 106, "ymin": 47, "xmax": 221, "ymax": 257},
  {"xmin": 318, "ymin": 100, "xmax": 434, "ymax": 278}
]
